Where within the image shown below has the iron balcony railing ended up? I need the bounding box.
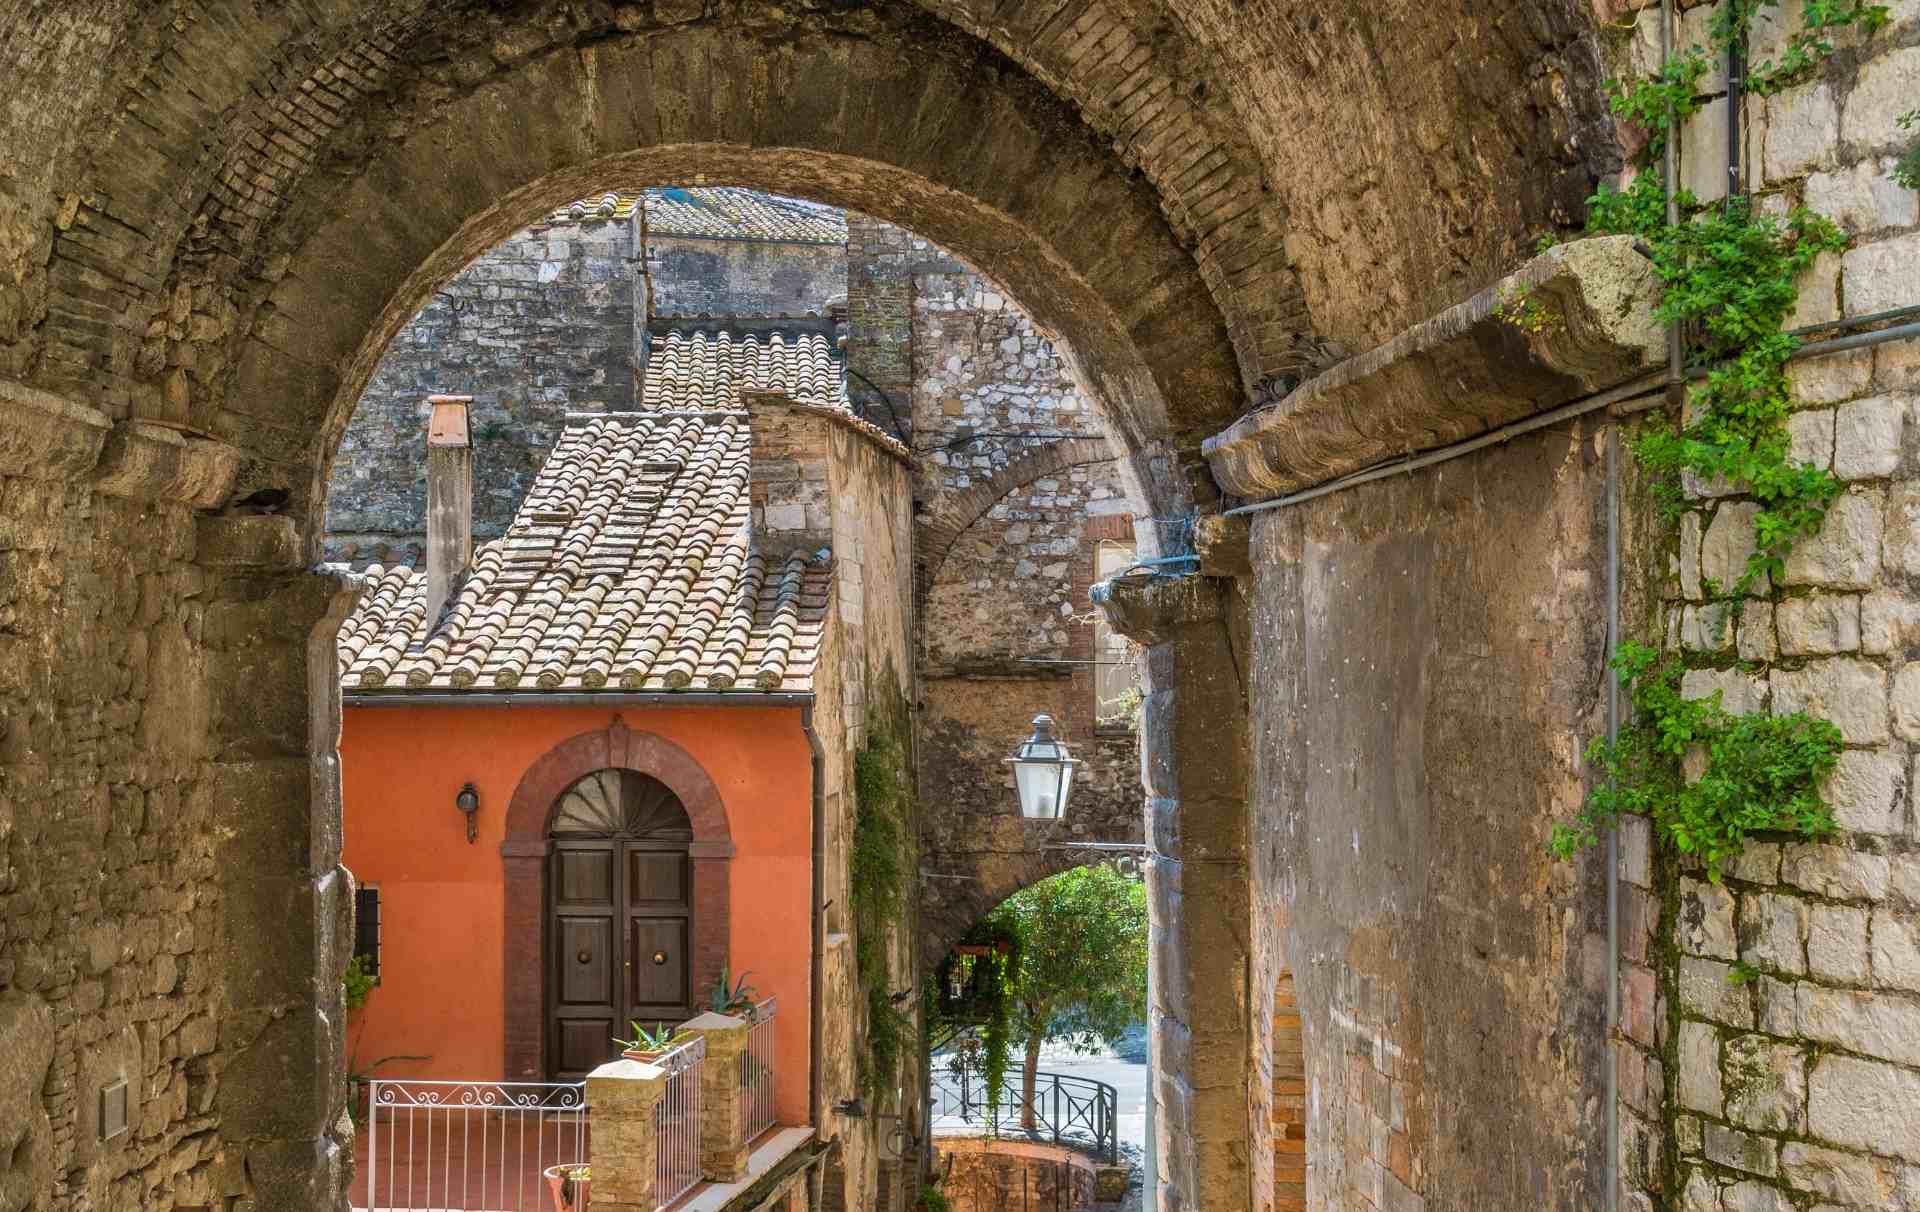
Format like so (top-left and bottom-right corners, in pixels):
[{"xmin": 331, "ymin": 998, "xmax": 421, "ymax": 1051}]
[
  {"xmin": 741, "ymin": 997, "xmax": 778, "ymax": 1146},
  {"xmin": 930, "ymin": 1065, "xmax": 1119, "ymax": 1163},
  {"xmin": 654, "ymin": 1034, "xmax": 706, "ymax": 1209},
  {"xmin": 361, "ymin": 1079, "xmax": 588, "ymax": 1210}
]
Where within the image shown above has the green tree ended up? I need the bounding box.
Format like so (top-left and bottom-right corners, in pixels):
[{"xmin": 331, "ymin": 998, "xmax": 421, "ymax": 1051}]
[{"xmin": 985, "ymin": 864, "xmax": 1148, "ymax": 1128}]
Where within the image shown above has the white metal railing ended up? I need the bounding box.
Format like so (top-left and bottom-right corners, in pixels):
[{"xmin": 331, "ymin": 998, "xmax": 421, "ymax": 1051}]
[
  {"xmin": 654, "ymin": 1035, "xmax": 705, "ymax": 1209},
  {"xmin": 362, "ymin": 1079, "xmax": 587, "ymax": 1210},
  {"xmin": 741, "ymin": 997, "xmax": 778, "ymax": 1145}
]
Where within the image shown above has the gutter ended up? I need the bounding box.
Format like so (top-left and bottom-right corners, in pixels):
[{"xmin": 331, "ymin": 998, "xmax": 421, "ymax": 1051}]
[
  {"xmin": 800, "ymin": 702, "xmax": 828, "ymax": 1138},
  {"xmin": 344, "ymin": 690, "xmax": 814, "ymax": 708}
]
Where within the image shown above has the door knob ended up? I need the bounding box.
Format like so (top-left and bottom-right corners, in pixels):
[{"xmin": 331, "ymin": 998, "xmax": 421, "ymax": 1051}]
[
  {"xmin": 652, "ymin": 950, "xmax": 668, "ymax": 965},
  {"xmin": 576, "ymin": 949, "xmax": 592, "ymax": 964}
]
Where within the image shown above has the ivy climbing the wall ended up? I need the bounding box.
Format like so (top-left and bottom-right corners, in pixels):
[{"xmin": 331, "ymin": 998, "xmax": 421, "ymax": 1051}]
[
  {"xmin": 1549, "ymin": 0, "xmax": 1895, "ymax": 878},
  {"xmin": 851, "ymin": 687, "xmax": 915, "ymax": 1098}
]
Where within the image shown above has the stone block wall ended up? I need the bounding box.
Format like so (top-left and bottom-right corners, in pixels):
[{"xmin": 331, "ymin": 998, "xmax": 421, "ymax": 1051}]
[
  {"xmin": 1620, "ymin": 5, "xmax": 1920, "ymax": 1209},
  {"xmin": 323, "ymin": 214, "xmax": 640, "ymax": 551}
]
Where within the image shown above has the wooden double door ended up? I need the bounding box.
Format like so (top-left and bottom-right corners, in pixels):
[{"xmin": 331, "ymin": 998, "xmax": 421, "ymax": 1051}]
[{"xmin": 547, "ymin": 837, "xmax": 694, "ymax": 1081}]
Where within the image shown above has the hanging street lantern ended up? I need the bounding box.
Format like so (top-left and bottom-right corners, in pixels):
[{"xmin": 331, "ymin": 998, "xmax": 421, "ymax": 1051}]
[{"xmin": 1007, "ymin": 714, "xmax": 1078, "ymax": 820}]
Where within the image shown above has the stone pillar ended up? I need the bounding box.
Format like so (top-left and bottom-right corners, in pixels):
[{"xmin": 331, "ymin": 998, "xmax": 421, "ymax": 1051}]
[
  {"xmin": 678, "ymin": 1010, "xmax": 751, "ymax": 1180},
  {"xmin": 587, "ymin": 1058, "xmax": 668, "ymax": 1211},
  {"xmin": 1092, "ymin": 571, "xmax": 1252, "ymax": 1212}
]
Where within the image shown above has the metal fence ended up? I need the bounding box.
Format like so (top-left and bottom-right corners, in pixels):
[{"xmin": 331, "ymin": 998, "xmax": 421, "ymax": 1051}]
[
  {"xmin": 741, "ymin": 997, "xmax": 778, "ymax": 1147},
  {"xmin": 361, "ymin": 1079, "xmax": 588, "ymax": 1210},
  {"xmin": 654, "ymin": 1035, "xmax": 706, "ymax": 1208},
  {"xmin": 930, "ymin": 1066, "xmax": 1119, "ymax": 1163}
]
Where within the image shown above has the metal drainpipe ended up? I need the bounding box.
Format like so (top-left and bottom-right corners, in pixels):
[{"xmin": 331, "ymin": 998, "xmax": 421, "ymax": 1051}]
[
  {"xmin": 802, "ymin": 703, "xmax": 828, "ymax": 1137},
  {"xmin": 1605, "ymin": 424, "xmax": 1622, "ymax": 1212}
]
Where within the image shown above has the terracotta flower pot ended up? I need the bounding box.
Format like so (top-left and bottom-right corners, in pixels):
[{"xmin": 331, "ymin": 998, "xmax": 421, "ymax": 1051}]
[
  {"xmin": 543, "ymin": 1164, "xmax": 589, "ymax": 1212},
  {"xmin": 622, "ymin": 1047, "xmax": 668, "ymax": 1064}
]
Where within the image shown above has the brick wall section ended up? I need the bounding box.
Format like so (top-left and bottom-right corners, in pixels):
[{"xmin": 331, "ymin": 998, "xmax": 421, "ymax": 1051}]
[
  {"xmin": 323, "ymin": 215, "xmax": 641, "ymax": 550},
  {"xmin": 1630, "ymin": 8, "xmax": 1920, "ymax": 1211},
  {"xmin": 1272, "ymin": 971, "xmax": 1307, "ymax": 1212}
]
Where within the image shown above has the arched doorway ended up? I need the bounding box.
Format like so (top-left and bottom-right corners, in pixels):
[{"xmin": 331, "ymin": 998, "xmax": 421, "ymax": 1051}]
[
  {"xmin": 502, "ymin": 720, "xmax": 735, "ymax": 1084},
  {"xmin": 546, "ymin": 769, "xmax": 696, "ymax": 1082}
]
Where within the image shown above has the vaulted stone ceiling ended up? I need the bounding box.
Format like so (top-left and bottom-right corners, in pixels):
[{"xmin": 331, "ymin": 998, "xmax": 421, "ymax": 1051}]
[{"xmin": 0, "ymin": 0, "xmax": 1616, "ymax": 519}]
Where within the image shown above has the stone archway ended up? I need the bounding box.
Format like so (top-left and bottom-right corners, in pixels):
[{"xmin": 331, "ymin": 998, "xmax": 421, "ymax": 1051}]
[
  {"xmin": 0, "ymin": 3, "xmax": 1632, "ymax": 1211},
  {"xmin": 500, "ymin": 720, "xmax": 733, "ymax": 1082}
]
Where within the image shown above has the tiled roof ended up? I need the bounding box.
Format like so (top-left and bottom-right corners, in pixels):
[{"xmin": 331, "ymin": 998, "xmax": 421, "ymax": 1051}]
[
  {"xmin": 333, "ymin": 412, "xmax": 831, "ymax": 694},
  {"xmin": 548, "ymin": 187, "xmax": 847, "ymax": 244},
  {"xmin": 641, "ymin": 329, "xmax": 846, "ymax": 410}
]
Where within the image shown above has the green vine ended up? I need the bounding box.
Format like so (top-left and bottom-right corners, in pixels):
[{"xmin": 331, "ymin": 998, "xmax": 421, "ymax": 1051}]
[
  {"xmin": 1552, "ymin": 0, "xmax": 1881, "ymax": 878},
  {"xmin": 1550, "ymin": 643, "xmax": 1840, "ymax": 876},
  {"xmin": 851, "ymin": 687, "xmax": 915, "ymax": 1099},
  {"xmin": 344, "ymin": 953, "xmax": 376, "ymax": 1012},
  {"xmin": 1892, "ymin": 109, "xmax": 1920, "ymax": 191},
  {"xmin": 976, "ymin": 947, "xmax": 1016, "ymax": 1127},
  {"xmin": 1589, "ymin": 178, "xmax": 1847, "ymax": 592}
]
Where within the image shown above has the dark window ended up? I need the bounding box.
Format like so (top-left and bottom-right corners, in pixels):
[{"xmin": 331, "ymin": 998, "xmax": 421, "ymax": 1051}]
[{"xmin": 354, "ymin": 885, "xmax": 381, "ymax": 981}]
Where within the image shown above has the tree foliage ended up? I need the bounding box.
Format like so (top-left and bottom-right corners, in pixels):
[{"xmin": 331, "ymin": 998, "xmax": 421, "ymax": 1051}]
[{"xmin": 984, "ymin": 864, "xmax": 1148, "ymax": 1116}]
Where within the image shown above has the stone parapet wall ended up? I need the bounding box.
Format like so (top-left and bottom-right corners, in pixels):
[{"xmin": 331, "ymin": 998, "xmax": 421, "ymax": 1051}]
[{"xmin": 931, "ymin": 1137, "xmax": 1097, "ymax": 1212}]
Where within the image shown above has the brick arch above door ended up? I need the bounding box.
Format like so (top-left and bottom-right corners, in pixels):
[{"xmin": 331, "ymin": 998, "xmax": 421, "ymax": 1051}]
[{"xmin": 501, "ymin": 717, "xmax": 733, "ymax": 1081}]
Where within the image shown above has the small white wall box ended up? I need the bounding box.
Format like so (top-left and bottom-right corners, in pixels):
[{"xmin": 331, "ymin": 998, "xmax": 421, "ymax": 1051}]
[{"xmin": 99, "ymin": 1078, "xmax": 128, "ymax": 1142}]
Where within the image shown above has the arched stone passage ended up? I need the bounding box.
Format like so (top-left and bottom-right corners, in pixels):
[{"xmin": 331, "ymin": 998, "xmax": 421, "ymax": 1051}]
[
  {"xmin": 915, "ymin": 437, "xmax": 1120, "ymax": 596},
  {"xmin": 500, "ymin": 720, "xmax": 734, "ymax": 1082},
  {"xmin": 0, "ymin": 4, "xmax": 1635, "ymax": 1211}
]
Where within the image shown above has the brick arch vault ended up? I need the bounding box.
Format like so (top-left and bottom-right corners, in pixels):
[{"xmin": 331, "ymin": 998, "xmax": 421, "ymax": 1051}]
[{"xmin": 0, "ymin": 2, "xmax": 1633, "ymax": 1211}]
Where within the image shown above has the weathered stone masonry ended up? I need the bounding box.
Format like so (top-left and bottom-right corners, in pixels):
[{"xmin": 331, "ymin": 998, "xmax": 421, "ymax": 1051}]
[{"xmin": 2, "ymin": 1, "xmax": 1814, "ymax": 1210}]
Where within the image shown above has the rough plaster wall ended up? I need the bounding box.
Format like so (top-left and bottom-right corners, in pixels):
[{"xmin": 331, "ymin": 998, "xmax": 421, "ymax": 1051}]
[
  {"xmin": 1249, "ymin": 423, "xmax": 1612, "ymax": 1211},
  {"xmin": 1639, "ymin": 9, "xmax": 1920, "ymax": 1209},
  {"xmin": 647, "ymin": 235, "xmax": 844, "ymax": 320},
  {"xmin": 321, "ymin": 216, "xmax": 638, "ymax": 549}
]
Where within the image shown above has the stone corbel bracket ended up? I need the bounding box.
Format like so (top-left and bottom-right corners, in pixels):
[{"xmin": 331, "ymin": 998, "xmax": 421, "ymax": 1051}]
[
  {"xmin": 1090, "ymin": 570, "xmax": 1222, "ymax": 647},
  {"xmin": 1, "ymin": 378, "xmax": 243, "ymax": 508},
  {"xmin": 1202, "ymin": 234, "xmax": 1663, "ymax": 500}
]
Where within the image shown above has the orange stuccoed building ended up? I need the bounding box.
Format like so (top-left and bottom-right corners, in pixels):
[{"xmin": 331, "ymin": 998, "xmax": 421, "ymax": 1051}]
[{"xmin": 329, "ymin": 326, "xmax": 914, "ymax": 1147}]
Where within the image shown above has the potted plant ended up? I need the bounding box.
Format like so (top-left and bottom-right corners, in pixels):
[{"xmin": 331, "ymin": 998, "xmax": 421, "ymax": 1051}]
[
  {"xmin": 542, "ymin": 1163, "xmax": 588, "ymax": 1212},
  {"xmin": 708, "ymin": 966, "xmax": 758, "ymax": 1018},
  {"xmin": 612, "ymin": 1021, "xmax": 678, "ymax": 1063},
  {"xmin": 915, "ymin": 1182, "xmax": 951, "ymax": 1212}
]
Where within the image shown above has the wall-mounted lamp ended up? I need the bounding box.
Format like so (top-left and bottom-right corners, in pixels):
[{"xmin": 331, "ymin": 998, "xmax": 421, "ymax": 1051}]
[
  {"xmin": 1007, "ymin": 714, "xmax": 1077, "ymax": 820},
  {"xmin": 455, "ymin": 782, "xmax": 479, "ymax": 843}
]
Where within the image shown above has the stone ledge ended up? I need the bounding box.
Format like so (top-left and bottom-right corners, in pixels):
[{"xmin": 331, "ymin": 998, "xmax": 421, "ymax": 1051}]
[
  {"xmin": 0, "ymin": 378, "xmax": 112, "ymax": 481},
  {"xmin": 1202, "ymin": 234, "xmax": 1662, "ymax": 499},
  {"xmin": 93, "ymin": 421, "xmax": 242, "ymax": 508}
]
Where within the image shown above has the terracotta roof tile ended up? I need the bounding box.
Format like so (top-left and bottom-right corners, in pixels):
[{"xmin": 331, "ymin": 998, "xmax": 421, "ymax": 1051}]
[
  {"xmin": 640, "ymin": 329, "xmax": 846, "ymax": 411},
  {"xmin": 548, "ymin": 187, "xmax": 846, "ymax": 244},
  {"xmin": 332, "ymin": 408, "xmax": 831, "ymax": 695}
]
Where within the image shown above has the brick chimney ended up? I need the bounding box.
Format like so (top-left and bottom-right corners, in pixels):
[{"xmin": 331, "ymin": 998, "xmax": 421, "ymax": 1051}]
[
  {"xmin": 424, "ymin": 395, "xmax": 473, "ymax": 624},
  {"xmin": 745, "ymin": 390, "xmax": 833, "ymax": 561}
]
